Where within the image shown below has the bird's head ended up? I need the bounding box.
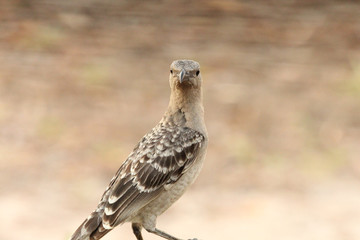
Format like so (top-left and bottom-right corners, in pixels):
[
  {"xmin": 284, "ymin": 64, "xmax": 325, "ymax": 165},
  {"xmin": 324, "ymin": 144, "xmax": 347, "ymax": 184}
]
[{"xmin": 169, "ymin": 60, "xmax": 201, "ymax": 90}]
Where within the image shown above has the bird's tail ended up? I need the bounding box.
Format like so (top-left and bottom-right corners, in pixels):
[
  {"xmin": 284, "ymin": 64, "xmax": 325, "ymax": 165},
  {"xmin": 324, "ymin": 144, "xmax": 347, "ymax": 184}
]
[{"xmin": 70, "ymin": 211, "xmax": 111, "ymax": 240}]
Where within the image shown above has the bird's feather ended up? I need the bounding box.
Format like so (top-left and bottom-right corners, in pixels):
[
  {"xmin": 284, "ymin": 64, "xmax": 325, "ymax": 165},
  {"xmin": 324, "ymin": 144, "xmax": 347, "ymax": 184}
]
[{"xmin": 100, "ymin": 123, "xmax": 205, "ymax": 228}]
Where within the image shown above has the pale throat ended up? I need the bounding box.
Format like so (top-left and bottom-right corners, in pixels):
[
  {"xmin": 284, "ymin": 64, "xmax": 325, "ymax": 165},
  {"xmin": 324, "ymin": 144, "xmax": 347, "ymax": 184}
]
[
  {"xmin": 166, "ymin": 86, "xmax": 205, "ymax": 132},
  {"xmin": 168, "ymin": 86, "xmax": 202, "ymax": 112}
]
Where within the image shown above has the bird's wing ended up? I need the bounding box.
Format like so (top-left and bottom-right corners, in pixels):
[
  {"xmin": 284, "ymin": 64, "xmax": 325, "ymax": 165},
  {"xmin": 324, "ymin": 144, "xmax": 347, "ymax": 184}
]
[{"xmin": 101, "ymin": 124, "xmax": 205, "ymax": 228}]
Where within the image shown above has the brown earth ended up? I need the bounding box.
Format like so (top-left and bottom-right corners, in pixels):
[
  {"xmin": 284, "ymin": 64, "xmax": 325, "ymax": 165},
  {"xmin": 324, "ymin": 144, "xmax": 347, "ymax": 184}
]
[{"xmin": 0, "ymin": 1, "xmax": 360, "ymax": 240}]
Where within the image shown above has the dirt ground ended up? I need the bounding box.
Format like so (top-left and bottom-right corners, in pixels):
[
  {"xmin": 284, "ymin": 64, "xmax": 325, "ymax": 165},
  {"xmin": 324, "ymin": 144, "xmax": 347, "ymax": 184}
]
[{"xmin": 1, "ymin": 1, "xmax": 360, "ymax": 240}]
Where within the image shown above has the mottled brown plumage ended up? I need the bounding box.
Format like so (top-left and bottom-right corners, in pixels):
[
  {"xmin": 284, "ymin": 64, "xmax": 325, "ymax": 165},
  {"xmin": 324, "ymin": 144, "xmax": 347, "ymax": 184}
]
[{"xmin": 70, "ymin": 60, "xmax": 207, "ymax": 240}]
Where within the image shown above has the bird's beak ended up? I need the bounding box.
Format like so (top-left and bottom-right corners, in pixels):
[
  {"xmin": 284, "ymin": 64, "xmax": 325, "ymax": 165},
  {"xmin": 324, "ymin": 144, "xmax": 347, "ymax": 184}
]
[{"xmin": 179, "ymin": 69, "xmax": 186, "ymax": 83}]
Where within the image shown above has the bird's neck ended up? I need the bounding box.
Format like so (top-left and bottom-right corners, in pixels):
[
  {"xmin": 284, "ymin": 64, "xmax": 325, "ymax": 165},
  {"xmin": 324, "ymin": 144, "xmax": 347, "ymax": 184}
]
[
  {"xmin": 164, "ymin": 87, "xmax": 206, "ymax": 135},
  {"xmin": 168, "ymin": 87, "xmax": 202, "ymax": 113}
]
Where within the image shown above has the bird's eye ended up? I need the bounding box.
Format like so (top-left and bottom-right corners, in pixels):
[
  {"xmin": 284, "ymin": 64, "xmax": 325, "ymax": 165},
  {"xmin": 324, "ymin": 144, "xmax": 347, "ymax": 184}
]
[
  {"xmin": 170, "ymin": 70, "xmax": 173, "ymax": 74},
  {"xmin": 196, "ymin": 70, "xmax": 200, "ymax": 76}
]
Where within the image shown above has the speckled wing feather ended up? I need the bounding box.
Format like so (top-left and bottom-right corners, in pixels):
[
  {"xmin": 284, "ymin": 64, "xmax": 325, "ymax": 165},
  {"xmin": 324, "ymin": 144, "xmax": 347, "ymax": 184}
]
[
  {"xmin": 69, "ymin": 124, "xmax": 205, "ymax": 240},
  {"xmin": 101, "ymin": 123, "xmax": 205, "ymax": 228}
]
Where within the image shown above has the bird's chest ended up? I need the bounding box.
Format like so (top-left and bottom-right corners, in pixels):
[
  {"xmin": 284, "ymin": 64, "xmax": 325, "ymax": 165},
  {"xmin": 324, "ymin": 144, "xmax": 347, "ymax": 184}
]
[{"xmin": 158, "ymin": 144, "xmax": 207, "ymax": 202}]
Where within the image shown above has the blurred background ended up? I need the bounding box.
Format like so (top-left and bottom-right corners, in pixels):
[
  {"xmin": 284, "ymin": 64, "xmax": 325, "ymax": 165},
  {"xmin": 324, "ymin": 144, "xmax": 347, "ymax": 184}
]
[{"xmin": 1, "ymin": 0, "xmax": 360, "ymax": 240}]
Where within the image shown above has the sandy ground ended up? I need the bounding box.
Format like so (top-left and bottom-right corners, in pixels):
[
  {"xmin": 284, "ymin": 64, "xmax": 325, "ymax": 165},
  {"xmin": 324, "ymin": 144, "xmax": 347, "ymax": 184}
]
[{"xmin": 2, "ymin": 180, "xmax": 360, "ymax": 240}]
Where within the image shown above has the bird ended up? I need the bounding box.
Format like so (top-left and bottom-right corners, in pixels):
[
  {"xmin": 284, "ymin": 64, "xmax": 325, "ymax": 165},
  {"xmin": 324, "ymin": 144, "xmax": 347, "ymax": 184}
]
[{"xmin": 70, "ymin": 59, "xmax": 208, "ymax": 240}]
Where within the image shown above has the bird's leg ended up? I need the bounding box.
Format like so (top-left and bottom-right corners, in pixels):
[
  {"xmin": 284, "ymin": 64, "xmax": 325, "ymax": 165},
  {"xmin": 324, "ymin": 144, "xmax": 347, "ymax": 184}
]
[
  {"xmin": 146, "ymin": 228, "xmax": 181, "ymax": 240},
  {"xmin": 132, "ymin": 223, "xmax": 143, "ymax": 240},
  {"xmin": 145, "ymin": 227, "xmax": 198, "ymax": 240}
]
